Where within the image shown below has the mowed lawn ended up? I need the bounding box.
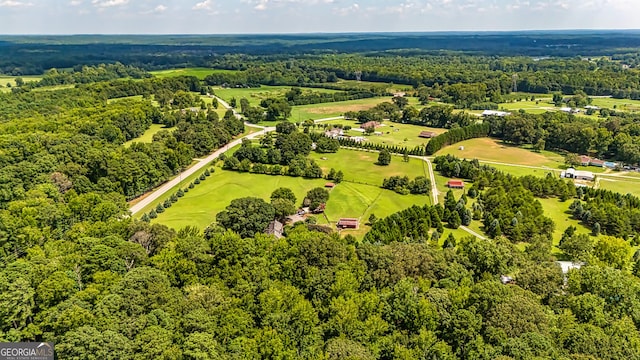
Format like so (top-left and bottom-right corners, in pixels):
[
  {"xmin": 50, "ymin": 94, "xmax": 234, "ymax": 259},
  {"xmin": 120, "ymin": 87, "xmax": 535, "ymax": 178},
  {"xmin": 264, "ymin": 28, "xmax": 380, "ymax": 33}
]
[
  {"xmin": 598, "ymin": 177, "xmax": 640, "ymax": 198},
  {"xmin": 214, "ymin": 86, "xmax": 339, "ymax": 108},
  {"xmin": 308, "ymin": 149, "xmax": 428, "ymax": 187},
  {"xmin": 151, "ymin": 171, "xmax": 327, "ymax": 230},
  {"xmin": 289, "ymin": 97, "xmax": 391, "ymax": 121},
  {"xmin": 321, "ymin": 119, "xmax": 447, "ymax": 148},
  {"xmin": 151, "ymin": 68, "xmax": 239, "ymax": 80}
]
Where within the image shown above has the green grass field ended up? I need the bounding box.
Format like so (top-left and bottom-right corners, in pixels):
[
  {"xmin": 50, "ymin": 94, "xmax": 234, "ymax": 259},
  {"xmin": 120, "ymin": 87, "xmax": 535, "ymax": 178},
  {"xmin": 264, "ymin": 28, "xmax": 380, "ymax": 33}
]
[
  {"xmin": 214, "ymin": 86, "xmax": 339, "ymax": 108},
  {"xmin": 123, "ymin": 124, "xmax": 171, "ymax": 147},
  {"xmin": 0, "ymin": 75, "xmax": 43, "ymax": 87},
  {"xmin": 308, "ymin": 149, "xmax": 427, "ymax": 187},
  {"xmin": 289, "ymin": 97, "xmax": 392, "ymax": 121},
  {"xmin": 591, "ymin": 97, "xmax": 640, "ymax": 112},
  {"xmin": 320, "ymin": 120, "xmax": 447, "ymax": 148},
  {"xmin": 147, "ymin": 148, "xmax": 432, "ymax": 237},
  {"xmin": 150, "ymin": 68, "xmax": 239, "ymax": 80},
  {"xmin": 598, "ymin": 177, "xmax": 640, "ymax": 198},
  {"xmin": 437, "ymin": 138, "xmax": 562, "ymax": 167}
]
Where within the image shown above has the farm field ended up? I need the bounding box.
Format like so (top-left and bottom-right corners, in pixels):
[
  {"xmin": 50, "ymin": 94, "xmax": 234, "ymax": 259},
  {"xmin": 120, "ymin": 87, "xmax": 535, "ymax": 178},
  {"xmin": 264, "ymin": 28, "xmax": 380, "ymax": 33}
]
[
  {"xmin": 0, "ymin": 75, "xmax": 42, "ymax": 88},
  {"xmin": 598, "ymin": 177, "xmax": 640, "ymax": 198},
  {"xmin": 308, "ymin": 148, "xmax": 428, "ymax": 187},
  {"xmin": 320, "ymin": 119, "xmax": 447, "ymax": 148},
  {"xmin": 436, "ymin": 138, "xmax": 563, "ymax": 167},
  {"xmin": 214, "ymin": 86, "xmax": 339, "ymax": 107},
  {"xmin": 289, "ymin": 97, "xmax": 393, "ymax": 121},
  {"xmin": 591, "ymin": 97, "xmax": 640, "ymax": 112},
  {"xmin": 150, "ymin": 67, "xmax": 239, "ymax": 79}
]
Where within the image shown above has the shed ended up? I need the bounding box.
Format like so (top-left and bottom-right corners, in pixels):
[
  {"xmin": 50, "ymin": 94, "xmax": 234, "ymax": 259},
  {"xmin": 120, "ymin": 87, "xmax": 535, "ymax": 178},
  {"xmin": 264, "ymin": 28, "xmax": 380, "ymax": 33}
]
[
  {"xmin": 561, "ymin": 168, "xmax": 595, "ymax": 182},
  {"xmin": 325, "ymin": 182, "xmax": 336, "ymax": 188},
  {"xmin": 447, "ymin": 180, "xmax": 465, "ymax": 189},
  {"xmin": 337, "ymin": 218, "xmax": 359, "ymax": 229},
  {"xmin": 419, "ymin": 131, "xmax": 437, "ymax": 138}
]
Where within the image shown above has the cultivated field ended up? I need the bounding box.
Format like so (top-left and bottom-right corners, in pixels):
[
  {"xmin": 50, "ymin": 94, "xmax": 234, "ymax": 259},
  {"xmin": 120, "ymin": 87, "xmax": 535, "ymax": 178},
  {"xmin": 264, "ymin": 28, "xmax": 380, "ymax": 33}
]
[{"xmin": 289, "ymin": 97, "xmax": 394, "ymax": 121}]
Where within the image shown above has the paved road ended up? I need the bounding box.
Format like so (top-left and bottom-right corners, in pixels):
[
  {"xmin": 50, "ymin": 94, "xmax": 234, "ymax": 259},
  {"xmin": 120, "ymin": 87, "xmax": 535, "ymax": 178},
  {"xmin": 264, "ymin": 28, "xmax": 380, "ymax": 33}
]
[{"xmin": 129, "ymin": 127, "xmax": 275, "ymax": 215}]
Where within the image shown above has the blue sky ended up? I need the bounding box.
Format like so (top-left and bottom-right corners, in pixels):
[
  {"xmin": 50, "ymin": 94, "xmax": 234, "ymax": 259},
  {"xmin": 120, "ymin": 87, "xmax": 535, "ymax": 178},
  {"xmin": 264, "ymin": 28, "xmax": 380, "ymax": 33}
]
[{"xmin": 0, "ymin": 0, "xmax": 637, "ymax": 34}]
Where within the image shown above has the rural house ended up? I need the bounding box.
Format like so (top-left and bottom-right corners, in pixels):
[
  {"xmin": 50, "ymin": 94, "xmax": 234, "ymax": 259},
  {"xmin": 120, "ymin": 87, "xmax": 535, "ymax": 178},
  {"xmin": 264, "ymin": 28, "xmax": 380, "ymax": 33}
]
[
  {"xmin": 265, "ymin": 220, "xmax": 284, "ymax": 239},
  {"xmin": 481, "ymin": 110, "xmax": 511, "ymax": 117}
]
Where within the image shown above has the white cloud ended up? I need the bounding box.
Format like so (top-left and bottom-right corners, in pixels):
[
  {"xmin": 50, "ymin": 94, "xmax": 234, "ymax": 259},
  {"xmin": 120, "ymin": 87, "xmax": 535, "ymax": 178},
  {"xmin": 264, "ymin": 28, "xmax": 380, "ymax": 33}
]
[
  {"xmin": 142, "ymin": 4, "xmax": 167, "ymax": 14},
  {"xmin": 69, "ymin": 0, "xmax": 83, "ymax": 5},
  {"xmin": 91, "ymin": 0, "xmax": 128, "ymax": 8},
  {"xmin": 0, "ymin": 0, "xmax": 33, "ymax": 7},
  {"xmin": 193, "ymin": 0, "xmax": 213, "ymax": 10},
  {"xmin": 333, "ymin": 3, "xmax": 359, "ymax": 16}
]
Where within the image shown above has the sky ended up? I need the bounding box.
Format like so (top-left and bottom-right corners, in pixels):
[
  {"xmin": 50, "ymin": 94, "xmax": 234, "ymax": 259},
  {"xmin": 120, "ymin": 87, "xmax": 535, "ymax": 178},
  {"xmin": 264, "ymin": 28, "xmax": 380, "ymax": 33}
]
[{"xmin": 0, "ymin": 0, "xmax": 637, "ymax": 34}]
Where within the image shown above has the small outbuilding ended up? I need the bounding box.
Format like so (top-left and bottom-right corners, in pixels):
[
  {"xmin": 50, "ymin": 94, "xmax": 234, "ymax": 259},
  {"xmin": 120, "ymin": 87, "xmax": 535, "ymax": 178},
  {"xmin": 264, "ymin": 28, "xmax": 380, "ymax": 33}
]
[
  {"xmin": 337, "ymin": 218, "xmax": 359, "ymax": 229},
  {"xmin": 325, "ymin": 182, "xmax": 336, "ymax": 189},
  {"xmin": 419, "ymin": 131, "xmax": 437, "ymax": 138},
  {"xmin": 447, "ymin": 180, "xmax": 465, "ymax": 189},
  {"xmin": 561, "ymin": 168, "xmax": 595, "ymax": 182},
  {"xmin": 481, "ymin": 110, "xmax": 511, "ymax": 117}
]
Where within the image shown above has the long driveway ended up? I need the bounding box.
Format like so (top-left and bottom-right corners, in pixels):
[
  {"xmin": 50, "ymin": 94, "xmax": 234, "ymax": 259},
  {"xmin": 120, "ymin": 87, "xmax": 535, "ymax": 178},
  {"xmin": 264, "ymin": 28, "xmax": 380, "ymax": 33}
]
[{"xmin": 129, "ymin": 127, "xmax": 274, "ymax": 215}]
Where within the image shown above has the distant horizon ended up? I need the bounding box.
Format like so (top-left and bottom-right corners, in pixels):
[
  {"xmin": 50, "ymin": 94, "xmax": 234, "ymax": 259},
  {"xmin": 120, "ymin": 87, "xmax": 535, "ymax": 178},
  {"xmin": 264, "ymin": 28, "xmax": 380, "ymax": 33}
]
[
  {"xmin": 2, "ymin": 29, "xmax": 640, "ymax": 37},
  {"xmin": 0, "ymin": 0, "xmax": 638, "ymax": 35}
]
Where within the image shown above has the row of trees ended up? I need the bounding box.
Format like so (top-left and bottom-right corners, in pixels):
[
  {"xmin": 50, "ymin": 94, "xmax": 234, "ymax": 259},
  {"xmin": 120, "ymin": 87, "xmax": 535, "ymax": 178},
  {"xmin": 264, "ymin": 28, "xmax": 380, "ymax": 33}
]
[{"xmin": 425, "ymin": 123, "xmax": 491, "ymax": 155}]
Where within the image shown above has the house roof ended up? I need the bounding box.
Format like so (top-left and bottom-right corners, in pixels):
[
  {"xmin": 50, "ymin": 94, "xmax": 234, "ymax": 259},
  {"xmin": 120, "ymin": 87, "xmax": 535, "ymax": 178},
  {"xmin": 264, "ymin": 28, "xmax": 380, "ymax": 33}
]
[
  {"xmin": 419, "ymin": 131, "xmax": 437, "ymax": 138},
  {"xmin": 325, "ymin": 183, "xmax": 336, "ymax": 188},
  {"xmin": 590, "ymin": 158, "xmax": 605, "ymax": 165},
  {"xmin": 338, "ymin": 218, "xmax": 359, "ymax": 226},
  {"xmin": 447, "ymin": 180, "xmax": 464, "ymax": 186},
  {"xmin": 579, "ymin": 155, "xmax": 591, "ymax": 162},
  {"xmin": 265, "ymin": 220, "xmax": 284, "ymax": 238}
]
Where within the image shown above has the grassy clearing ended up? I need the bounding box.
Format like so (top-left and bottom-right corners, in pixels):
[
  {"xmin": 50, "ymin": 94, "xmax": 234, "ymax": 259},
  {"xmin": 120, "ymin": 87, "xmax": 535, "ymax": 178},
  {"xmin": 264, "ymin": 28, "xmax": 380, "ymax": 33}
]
[
  {"xmin": 437, "ymin": 138, "xmax": 561, "ymax": 167},
  {"xmin": 124, "ymin": 124, "xmax": 172, "ymax": 147},
  {"xmin": 320, "ymin": 119, "xmax": 447, "ymax": 148},
  {"xmin": 288, "ymin": 97, "xmax": 391, "ymax": 121},
  {"xmin": 148, "ymin": 148, "xmax": 431, "ymax": 236},
  {"xmin": 598, "ymin": 177, "xmax": 640, "ymax": 198},
  {"xmin": 308, "ymin": 149, "xmax": 427, "ymax": 187},
  {"xmin": 0, "ymin": 75, "xmax": 42, "ymax": 88},
  {"xmin": 150, "ymin": 68, "xmax": 239, "ymax": 80},
  {"xmin": 151, "ymin": 170, "xmax": 327, "ymax": 230},
  {"xmin": 214, "ymin": 86, "xmax": 339, "ymax": 108},
  {"xmin": 591, "ymin": 97, "xmax": 640, "ymax": 112}
]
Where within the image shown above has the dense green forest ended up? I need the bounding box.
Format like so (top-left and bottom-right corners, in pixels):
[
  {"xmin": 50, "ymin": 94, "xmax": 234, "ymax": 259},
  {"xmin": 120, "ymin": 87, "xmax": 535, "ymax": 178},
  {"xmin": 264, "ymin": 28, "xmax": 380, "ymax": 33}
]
[{"xmin": 3, "ymin": 34, "xmax": 640, "ymax": 359}]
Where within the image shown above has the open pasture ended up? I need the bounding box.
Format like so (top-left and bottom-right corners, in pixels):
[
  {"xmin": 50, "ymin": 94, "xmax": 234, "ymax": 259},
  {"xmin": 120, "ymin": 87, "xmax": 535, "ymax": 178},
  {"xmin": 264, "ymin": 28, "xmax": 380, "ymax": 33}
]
[
  {"xmin": 308, "ymin": 148, "xmax": 427, "ymax": 187},
  {"xmin": 150, "ymin": 67, "xmax": 239, "ymax": 79},
  {"xmin": 320, "ymin": 120, "xmax": 447, "ymax": 148}
]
